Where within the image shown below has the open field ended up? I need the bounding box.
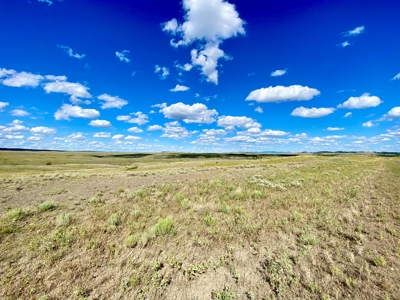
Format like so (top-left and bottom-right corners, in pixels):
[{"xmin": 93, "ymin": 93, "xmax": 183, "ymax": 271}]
[{"xmin": 1, "ymin": 151, "xmax": 399, "ymax": 299}]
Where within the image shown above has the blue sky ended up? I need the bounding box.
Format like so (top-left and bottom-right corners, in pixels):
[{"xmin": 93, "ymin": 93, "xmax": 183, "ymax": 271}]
[{"xmin": 0, "ymin": 0, "xmax": 399, "ymax": 152}]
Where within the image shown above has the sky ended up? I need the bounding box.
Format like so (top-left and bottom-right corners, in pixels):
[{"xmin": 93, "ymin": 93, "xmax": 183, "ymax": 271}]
[{"xmin": 0, "ymin": 0, "xmax": 400, "ymax": 152}]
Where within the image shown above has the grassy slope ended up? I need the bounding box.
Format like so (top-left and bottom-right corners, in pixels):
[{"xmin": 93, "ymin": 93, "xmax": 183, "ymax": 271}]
[{"xmin": 0, "ymin": 153, "xmax": 399, "ymax": 299}]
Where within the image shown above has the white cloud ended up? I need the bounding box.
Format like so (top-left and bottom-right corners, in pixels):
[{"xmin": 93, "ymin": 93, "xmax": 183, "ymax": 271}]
[
  {"xmin": 38, "ymin": 0, "xmax": 52, "ymax": 5},
  {"xmin": 44, "ymin": 81, "xmax": 91, "ymax": 104},
  {"xmin": 147, "ymin": 125, "xmax": 163, "ymax": 131},
  {"xmin": 191, "ymin": 128, "xmax": 227, "ymax": 144},
  {"xmin": 343, "ymin": 26, "xmax": 365, "ymax": 36},
  {"xmin": 154, "ymin": 65, "xmax": 170, "ymax": 80},
  {"xmin": 0, "ymin": 68, "xmax": 16, "ymax": 78},
  {"xmin": 270, "ymin": 69, "xmax": 286, "ymax": 77},
  {"xmin": 170, "ymin": 84, "xmax": 190, "ymax": 92},
  {"xmin": 97, "ymin": 94, "xmax": 128, "ymax": 109},
  {"xmin": 11, "ymin": 109, "xmax": 29, "ymax": 117},
  {"xmin": 89, "ymin": 120, "xmax": 112, "ymax": 128},
  {"xmin": 217, "ymin": 116, "xmax": 261, "ymax": 130},
  {"xmin": 161, "ymin": 121, "xmax": 192, "ymax": 139},
  {"xmin": 344, "ymin": 112, "xmax": 352, "ymax": 118},
  {"xmin": 246, "ymin": 85, "xmax": 320, "ymax": 103},
  {"xmin": 386, "ymin": 107, "xmax": 400, "ymax": 118},
  {"xmin": 175, "ymin": 62, "xmax": 193, "ymax": 72},
  {"xmin": 117, "ymin": 112, "xmax": 149, "ymax": 125},
  {"xmin": 27, "ymin": 135, "xmax": 42, "ymax": 141},
  {"xmin": 327, "ymin": 127, "xmax": 344, "ymax": 131},
  {"xmin": 45, "ymin": 75, "xmax": 67, "ymax": 81},
  {"xmin": 152, "ymin": 103, "xmax": 167, "ymax": 109},
  {"xmin": 0, "ymin": 102, "xmax": 9, "ymax": 112},
  {"xmin": 57, "ymin": 45, "xmax": 86, "ymax": 59},
  {"xmin": 54, "ymin": 104, "xmax": 100, "ymax": 120},
  {"xmin": 93, "ymin": 132, "xmax": 111, "ymax": 138},
  {"xmin": 2, "ymin": 71, "xmax": 44, "ymax": 87},
  {"xmin": 238, "ymin": 127, "xmax": 288, "ymax": 137},
  {"xmin": 339, "ymin": 41, "xmax": 351, "ymax": 47},
  {"xmin": 124, "ymin": 135, "xmax": 141, "ymax": 141},
  {"xmin": 127, "ymin": 127, "xmax": 143, "ymax": 133},
  {"xmin": 5, "ymin": 135, "xmax": 24, "ymax": 139},
  {"xmin": 291, "ymin": 107, "xmax": 335, "ymax": 118},
  {"xmin": 67, "ymin": 132, "xmax": 85, "ymax": 140},
  {"xmin": 337, "ymin": 93, "xmax": 382, "ymax": 109},
  {"xmin": 116, "ymin": 50, "xmax": 131, "ymax": 63},
  {"xmin": 30, "ymin": 126, "xmax": 57, "ymax": 135},
  {"xmin": 112, "ymin": 134, "xmax": 124, "ymax": 140},
  {"xmin": 163, "ymin": 0, "xmax": 245, "ymax": 84},
  {"xmin": 362, "ymin": 121, "xmax": 376, "ymax": 128},
  {"xmin": 3, "ymin": 124, "xmax": 29, "ymax": 133},
  {"xmin": 255, "ymin": 106, "xmax": 263, "ymax": 113},
  {"xmin": 391, "ymin": 73, "xmax": 400, "ymax": 81},
  {"xmin": 161, "ymin": 102, "xmax": 217, "ymax": 124}
]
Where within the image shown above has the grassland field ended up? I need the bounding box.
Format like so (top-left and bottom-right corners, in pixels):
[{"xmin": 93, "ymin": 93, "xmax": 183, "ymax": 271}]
[{"xmin": 0, "ymin": 150, "xmax": 399, "ymax": 299}]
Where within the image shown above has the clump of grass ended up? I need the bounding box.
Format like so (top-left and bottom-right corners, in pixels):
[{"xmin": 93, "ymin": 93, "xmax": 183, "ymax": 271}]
[
  {"xmin": 176, "ymin": 193, "xmax": 190, "ymax": 209},
  {"xmin": 373, "ymin": 256, "xmax": 387, "ymax": 267},
  {"xmin": 131, "ymin": 208, "xmax": 140, "ymax": 219},
  {"xmin": 154, "ymin": 216, "xmax": 176, "ymax": 235},
  {"xmin": 115, "ymin": 187, "xmax": 125, "ymax": 196},
  {"xmin": 299, "ymin": 231, "xmax": 317, "ymax": 246},
  {"xmin": 88, "ymin": 196, "xmax": 103, "ymax": 205},
  {"xmin": 5, "ymin": 207, "xmax": 31, "ymax": 221},
  {"xmin": 56, "ymin": 213, "xmax": 72, "ymax": 227},
  {"xmin": 38, "ymin": 201, "xmax": 56, "ymax": 212},
  {"xmin": 124, "ymin": 235, "xmax": 139, "ymax": 247},
  {"xmin": 109, "ymin": 213, "xmax": 122, "ymax": 229},
  {"xmin": 262, "ymin": 253, "xmax": 295, "ymax": 294},
  {"xmin": 211, "ymin": 286, "xmax": 236, "ymax": 299}
]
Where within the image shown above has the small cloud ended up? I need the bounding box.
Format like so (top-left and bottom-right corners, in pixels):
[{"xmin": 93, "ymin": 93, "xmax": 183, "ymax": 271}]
[
  {"xmin": 116, "ymin": 112, "xmax": 149, "ymax": 125},
  {"xmin": 246, "ymin": 85, "xmax": 320, "ymax": 103},
  {"xmin": 337, "ymin": 93, "xmax": 382, "ymax": 109},
  {"xmin": 170, "ymin": 84, "xmax": 190, "ymax": 92},
  {"xmin": 343, "ymin": 112, "xmax": 352, "ymax": 118},
  {"xmin": 155, "ymin": 65, "xmax": 170, "ymax": 80},
  {"xmin": 391, "ymin": 73, "xmax": 400, "ymax": 81},
  {"xmin": 255, "ymin": 106, "xmax": 263, "ymax": 113},
  {"xmin": 93, "ymin": 132, "xmax": 111, "ymax": 138},
  {"xmin": 0, "ymin": 102, "xmax": 9, "ymax": 112},
  {"xmin": 339, "ymin": 41, "xmax": 351, "ymax": 47},
  {"xmin": 147, "ymin": 125, "xmax": 163, "ymax": 131},
  {"xmin": 362, "ymin": 121, "xmax": 376, "ymax": 128},
  {"xmin": 195, "ymin": 93, "xmax": 200, "ymax": 97},
  {"xmin": 127, "ymin": 127, "xmax": 143, "ymax": 133},
  {"xmin": 116, "ymin": 50, "xmax": 131, "ymax": 63},
  {"xmin": 175, "ymin": 62, "xmax": 192, "ymax": 72},
  {"xmin": 327, "ymin": 127, "xmax": 344, "ymax": 131},
  {"xmin": 112, "ymin": 134, "xmax": 124, "ymax": 140},
  {"xmin": 97, "ymin": 94, "xmax": 128, "ymax": 109},
  {"xmin": 57, "ymin": 45, "xmax": 86, "ymax": 59},
  {"xmin": 124, "ymin": 135, "xmax": 141, "ymax": 141},
  {"xmin": 89, "ymin": 120, "xmax": 112, "ymax": 128},
  {"xmin": 30, "ymin": 126, "xmax": 56, "ymax": 135},
  {"xmin": 84, "ymin": 63, "xmax": 91, "ymax": 69},
  {"xmin": 386, "ymin": 107, "xmax": 400, "ymax": 119},
  {"xmin": 38, "ymin": 0, "xmax": 52, "ymax": 5},
  {"xmin": 270, "ymin": 69, "xmax": 286, "ymax": 77},
  {"xmin": 291, "ymin": 107, "xmax": 335, "ymax": 118},
  {"xmin": 11, "ymin": 109, "xmax": 30, "ymax": 117},
  {"xmin": 54, "ymin": 104, "xmax": 100, "ymax": 121},
  {"xmin": 161, "ymin": 102, "xmax": 217, "ymax": 124},
  {"xmin": 343, "ymin": 26, "xmax": 365, "ymax": 36}
]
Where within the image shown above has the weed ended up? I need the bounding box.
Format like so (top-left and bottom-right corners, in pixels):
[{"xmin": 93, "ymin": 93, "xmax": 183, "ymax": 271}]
[
  {"xmin": 38, "ymin": 201, "xmax": 56, "ymax": 212},
  {"xmin": 154, "ymin": 216, "xmax": 176, "ymax": 235},
  {"xmin": 109, "ymin": 213, "xmax": 122, "ymax": 229},
  {"xmin": 373, "ymin": 256, "xmax": 386, "ymax": 267},
  {"xmin": 299, "ymin": 230, "xmax": 317, "ymax": 246},
  {"xmin": 211, "ymin": 286, "xmax": 236, "ymax": 299},
  {"xmin": 115, "ymin": 187, "xmax": 125, "ymax": 196},
  {"xmin": 261, "ymin": 253, "xmax": 295, "ymax": 294},
  {"xmin": 56, "ymin": 213, "xmax": 72, "ymax": 227},
  {"xmin": 124, "ymin": 235, "xmax": 138, "ymax": 247},
  {"xmin": 5, "ymin": 207, "xmax": 31, "ymax": 221},
  {"xmin": 131, "ymin": 208, "xmax": 140, "ymax": 219},
  {"xmin": 88, "ymin": 196, "xmax": 103, "ymax": 205},
  {"xmin": 203, "ymin": 213, "xmax": 216, "ymax": 227},
  {"xmin": 344, "ymin": 277, "xmax": 357, "ymax": 287}
]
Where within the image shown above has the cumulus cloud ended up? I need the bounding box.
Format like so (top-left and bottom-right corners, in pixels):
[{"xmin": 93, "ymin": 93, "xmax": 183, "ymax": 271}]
[
  {"xmin": 0, "ymin": 102, "xmax": 9, "ymax": 112},
  {"xmin": 57, "ymin": 45, "xmax": 86, "ymax": 59},
  {"xmin": 147, "ymin": 125, "xmax": 163, "ymax": 131},
  {"xmin": 44, "ymin": 81, "xmax": 91, "ymax": 104},
  {"xmin": 291, "ymin": 107, "xmax": 335, "ymax": 118},
  {"xmin": 255, "ymin": 106, "xmax": 263, "ymax": 113},
  {"xmin": 30, "ymin": 126, "xmax": 57, "ymax": 135},
  {"xmin": 170, "ymin": 84, "xmax": 190, "ymax": 92},
  {"xmin": 362, "ymin": 121, "xmax": 376, "ymax": 128},
  {"xmin": 11, "ymin": 109, "xmax": 30, "ymax": 117},
  {"xmin": 343, "ymin": 26, "xmax": 365, "ymax": 36},
  {"xmin": 89, "ymin": 120, "xmax": 112, "ymax": 128},
  {"xmin": 161, "ymin": 121, "xmax": 192, "ymax": 139},
  {"xmin": 191, "ymin": 128, "xmax": 227, "ymax": 144},
  {"xmin": 327, "ymin": 127, "xmax": 345, "ymax": 131},
  {"xmin": 112, "ymin": 134, "xmax": 124, "ymax": 140},
  {"xmin": 127, "ymin": 127, "xmax": 143, "ymax": 133},
  {"xmin": 116, "ymin": 112, "xmax": 149, "ymax": 125},
  {"xmin": 152, "ymin": 103, "xmax": 167, "ymax": 109},
  {"xmin": 391, "ymin": 73, "xmax": 400, "ymax": 81},
  {"xmin": 344, "ymin": 112, "xmax": 352, "ymax": 118},
  {"xmin": 2, "ymin": 70, "xmax": 44, "ymax": 87},
  {"xmin": 125, "ymin": 135, "xmax": 141, "ymax": 141},
  {"xmin": 217, "ymin": 116, "xmax": 261, "ymax": 130},
  {"xmin": 162, "ymin": 0, "xmax": 245, "ymax": 84},
  {"xmin": 386, "ymin": 107, "xmax": 400, "ymax": 119},
  {"xmin": 337, "ymin": 93, "xmax": 382, "ymax": 109},
  {"xmin": 97, "ymin": 94, "xmax": 128, "ymax": 109},
  {"xmin": 116, "ymin": 50, "xmax": 131, "ymax": 63},
  {"xmin": 270, "ymin": 69, "xmax": 286, "ymax": 77},
  {"xmin": 93, "ymin": 132, "xmax": 111, "ymax": 138},
  {"xmin": 160, "ymin": 102, "xmax": 217, "ymax": 124},
  {"xmin": 246, "ymin": 85, "xmax": 320, "ymax": 103},
  {"xmin": 237, "ymin": 127, "xmax": 288, "ymax": 137},
  {"xmin": 175, "ymin": 62, "xmax": 193, "ymax": 72},
  {"xmin": 67, "ymin": 132, "xmax": 85, "ymax": 140},
  {"xmin": 154, "ymin": 65, "xmax": 170, "ymax": 80},
  {"xmin": 54, "ymin": 104, "xmax": 100, "ymax": 120}
]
